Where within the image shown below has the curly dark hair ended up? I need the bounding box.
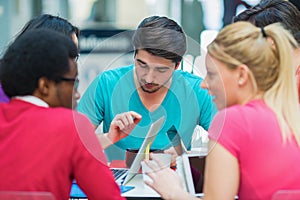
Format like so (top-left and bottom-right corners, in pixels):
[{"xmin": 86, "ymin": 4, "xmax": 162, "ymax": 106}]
[{"xmin": 0, "ymin": 29, "xmax": 78, "ymax": 98}]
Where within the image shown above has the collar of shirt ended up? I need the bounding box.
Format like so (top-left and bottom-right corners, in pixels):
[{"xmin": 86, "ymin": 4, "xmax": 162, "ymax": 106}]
[{"xmin": 14, "ymin": 95, "xmax": 49, "ymax": 108}]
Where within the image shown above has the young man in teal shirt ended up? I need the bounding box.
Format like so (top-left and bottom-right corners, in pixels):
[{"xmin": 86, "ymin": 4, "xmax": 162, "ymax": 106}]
[{"xmin": 78, "ymin": 16, "xmax": 215, "ymax": 159}]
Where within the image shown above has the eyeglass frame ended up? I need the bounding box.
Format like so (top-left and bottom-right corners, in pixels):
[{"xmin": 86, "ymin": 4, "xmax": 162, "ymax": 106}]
[{"xmin": 56, "ymin": 76, "xmax": 79, "ymax": 90}]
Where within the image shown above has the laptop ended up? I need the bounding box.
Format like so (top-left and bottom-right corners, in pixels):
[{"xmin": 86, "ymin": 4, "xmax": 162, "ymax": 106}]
[
  {"xmin": 180, "ymin": 153, "xmax": 238, "ymax": 199},
  {"xmin": 111, "ymin": 116, "xmax": 165, "ymax": 185},
  {"xmin": 181, "ymin": 153, "xmax": 206, "ymax": 197},
  {"xmin": 70, "ymin": 180, "xmax": 135, "ymax": 198},
  {"xmin": 167, "ymin": 130, "xmax": 189, "ymax": 156}
]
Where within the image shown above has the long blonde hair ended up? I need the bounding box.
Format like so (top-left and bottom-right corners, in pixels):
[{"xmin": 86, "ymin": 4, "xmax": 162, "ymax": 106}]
[{"xmin": 207, "ymin": 21, "xmax": 300, "ymax": 146}]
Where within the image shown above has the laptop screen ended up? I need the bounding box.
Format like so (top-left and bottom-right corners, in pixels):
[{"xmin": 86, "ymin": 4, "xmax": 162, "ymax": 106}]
[
  {"xmin": 70, "ymin": 182, "xmax": 86, "ymax": 199},
  {"xmin": 187, "ymin": 155, "xmax": 206, "ymax": 194},
  {"xmin": 70, "ymin": 181, "xmax": 134, "ymax": 198}
]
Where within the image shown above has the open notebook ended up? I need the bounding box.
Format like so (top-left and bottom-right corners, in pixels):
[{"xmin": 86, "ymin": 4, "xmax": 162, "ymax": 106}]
[{"xmin": 111, "ymin": 116, "xmax": 165, "ymax": 185}]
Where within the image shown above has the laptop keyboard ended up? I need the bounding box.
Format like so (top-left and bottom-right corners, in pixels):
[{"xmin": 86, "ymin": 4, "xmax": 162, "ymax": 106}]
[{"xmin": 111, "ymin": 168, "xmax": 128, "ymax": 180}]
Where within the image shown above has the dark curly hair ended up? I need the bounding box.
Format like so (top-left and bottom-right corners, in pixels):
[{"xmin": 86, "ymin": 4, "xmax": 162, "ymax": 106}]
[{"xmin": 0, "ymin": 29, "xmax": 78, "ymax": 98}]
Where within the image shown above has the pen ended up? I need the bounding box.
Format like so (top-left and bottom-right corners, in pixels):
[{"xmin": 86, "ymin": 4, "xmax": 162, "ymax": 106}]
[{"xmin": 145, "ymin": 142, "xmax": 151, "ymax": 160}]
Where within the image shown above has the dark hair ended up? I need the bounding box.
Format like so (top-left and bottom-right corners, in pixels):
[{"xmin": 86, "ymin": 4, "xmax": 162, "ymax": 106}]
[
  {"xmin": 16, "ymin": 14, "xmax": 79, "ymax": 40},
  {"xmin": 132, "ymin": 16, "xmax": 186, "ymax": 64},
  {"xmin": 233, "ymin": 0, "xmax": 300, "ymax": 43},
  {"xmin": 0, "ymin": 29, "xmax": 78, "ymax": 98},
  {"xmin": 290, "ymin": 0, "xmax": 300, "ymax": 11}
]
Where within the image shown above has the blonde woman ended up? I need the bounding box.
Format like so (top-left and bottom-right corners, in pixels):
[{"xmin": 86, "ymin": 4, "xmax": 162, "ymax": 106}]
[{"xmin": 144, "ymin": 21, "xmax": 300, "ymax": 200}]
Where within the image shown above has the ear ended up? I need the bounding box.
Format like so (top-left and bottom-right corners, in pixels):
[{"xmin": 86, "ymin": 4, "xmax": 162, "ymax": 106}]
[
  {"xmin": 36, "ymin": 77, "xmax": 52, "ymax": 97},
  {"xmin": 236, "ymin": 64, "xmax": 251, "ymax": 86}
]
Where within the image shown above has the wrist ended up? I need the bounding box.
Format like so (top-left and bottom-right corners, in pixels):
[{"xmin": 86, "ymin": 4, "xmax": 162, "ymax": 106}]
[
  {"xmin": 106, "ymin": 132, "xmax": 117, "ymax": 144},
  {"xmin": 170, "ymin": 189, "xmax": 196, "ymax": 200},
  {"xmin": 98, "ymin": 133, "xmax": 113, "ymax": 149}
]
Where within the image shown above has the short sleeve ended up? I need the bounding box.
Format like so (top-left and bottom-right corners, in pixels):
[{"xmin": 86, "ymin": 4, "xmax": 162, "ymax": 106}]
[
  {"xmin": 208, "ymin": 108, "xmax": 248, "ymax": 159},
  {"xmin": 77, "ymin": 75, "xmax": 104, "ymax": 126}
]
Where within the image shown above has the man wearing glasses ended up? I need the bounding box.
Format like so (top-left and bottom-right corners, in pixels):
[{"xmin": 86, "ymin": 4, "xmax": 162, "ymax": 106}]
[
  {"xmin": 0, "ymin": 29, "xmax": 132, "ymax": 199},
  {"xmin": 78, "ymin": 16, "xmax": 216, "ymax": 161}
]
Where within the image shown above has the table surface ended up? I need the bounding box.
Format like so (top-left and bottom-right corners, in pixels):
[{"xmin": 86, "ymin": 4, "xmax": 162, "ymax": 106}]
[
  {"xmin": 109, "ymin": 160, "xmax": 161, "ymax": 198},
  {"xmin": 122, "ymin": 174, "xmax": 159, "ymax": 198},
  {"xmin": 112, "ymin": 148, "xmax": 209, "ymax": 199}
]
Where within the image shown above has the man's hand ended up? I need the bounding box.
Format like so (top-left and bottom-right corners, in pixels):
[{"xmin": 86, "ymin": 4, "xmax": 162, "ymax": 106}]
[{"xmin": 107, "ymin": 111, "xmax": 142, "ymax": 144}]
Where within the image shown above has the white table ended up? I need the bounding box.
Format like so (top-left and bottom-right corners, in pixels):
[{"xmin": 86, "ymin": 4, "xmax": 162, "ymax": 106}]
[{"xmin": 122, "ymin": 174, "xmax": 161, "ymax": 199}]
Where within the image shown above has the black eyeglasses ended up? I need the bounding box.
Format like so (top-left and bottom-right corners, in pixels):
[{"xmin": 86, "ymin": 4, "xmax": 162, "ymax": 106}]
[{"xmin": 57, "ymin": 76, "xmax": 79, "ymax": 90}]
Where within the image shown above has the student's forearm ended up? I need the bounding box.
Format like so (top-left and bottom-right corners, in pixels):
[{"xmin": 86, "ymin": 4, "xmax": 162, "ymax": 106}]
[
  {"xmin": 97, "ymin": 133, "xmax": 113, "ymax": 149},
  {"xmin": 177, "ymin": 192, "xmax": 199, "ymax": 200},
  {"xmin": 93, "ymin": 124, "xmax": 113, "ymax": 149}
]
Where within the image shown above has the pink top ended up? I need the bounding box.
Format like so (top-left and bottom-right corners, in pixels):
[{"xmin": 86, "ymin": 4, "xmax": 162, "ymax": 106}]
[
  {"xmin": 0, "ymin": 99, "xmax": 124, "ymax": 200},
  {"xmin": 209, "ymin": 99, "xmax": 300, "ymax": 200}
]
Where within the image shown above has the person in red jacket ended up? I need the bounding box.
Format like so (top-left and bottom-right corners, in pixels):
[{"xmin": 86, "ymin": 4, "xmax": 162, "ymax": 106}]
[{"xmin": 0, "ymin": 29, "xmax": 140, "ymax": 200}]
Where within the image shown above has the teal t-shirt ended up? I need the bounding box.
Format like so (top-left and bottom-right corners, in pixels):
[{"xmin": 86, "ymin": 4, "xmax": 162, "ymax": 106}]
[{"xmin": 78, "ymin": 65, "xmax": 215, "ymax": 150}]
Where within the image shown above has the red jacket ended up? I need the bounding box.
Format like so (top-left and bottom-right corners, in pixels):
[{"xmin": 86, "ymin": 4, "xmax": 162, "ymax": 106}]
[{"xmin": 0, "ymin": 99, "xmax": 124, "ymax": 200}]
